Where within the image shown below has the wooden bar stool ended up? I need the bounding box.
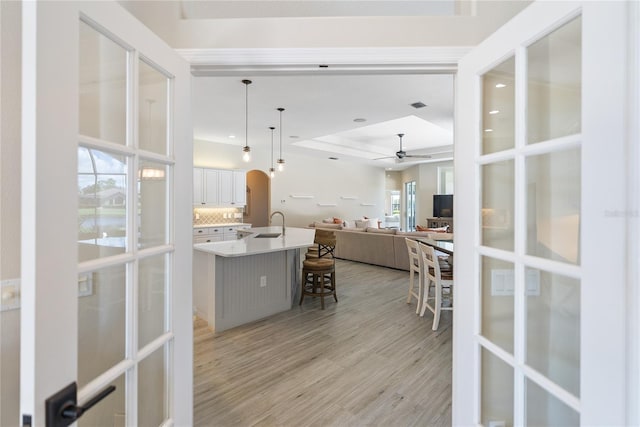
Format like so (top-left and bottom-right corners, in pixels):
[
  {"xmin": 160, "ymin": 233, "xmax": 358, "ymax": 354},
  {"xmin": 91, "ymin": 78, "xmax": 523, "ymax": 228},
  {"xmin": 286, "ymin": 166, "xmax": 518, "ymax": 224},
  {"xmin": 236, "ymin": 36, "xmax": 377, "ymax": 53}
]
[{"xmin": 300, "ymin": 258, "xmax": 337, "ymax": 309}]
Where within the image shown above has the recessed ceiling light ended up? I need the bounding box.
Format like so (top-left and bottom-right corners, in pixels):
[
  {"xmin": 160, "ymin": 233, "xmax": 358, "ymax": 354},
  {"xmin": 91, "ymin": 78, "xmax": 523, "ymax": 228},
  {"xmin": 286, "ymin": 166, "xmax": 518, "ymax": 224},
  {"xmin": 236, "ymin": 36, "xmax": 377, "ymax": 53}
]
[
  {"xmin": 329, "ymin": 157, "xmax": 339, "ymax": 160},
  {"xmin": 410, "ymin": 102, "xmax": 427, "ymax": 109},
  {"xmin": 495, "ymin": 83, "xmax": 507, "ymax": 88},
  {"xmin": 489, "ymin": 110, "xmax": 500, "ymax": 115},
  {"xmin": 228, "ymin": 135, "xmax": 236, "ymax": 139},
  {"xmin": 289, "ymin": 135, "xmax": 299, "ymax": 139},
  {"xmin": 353, "ymin": 118, "xmax": 367, "ymax": 123},
  {"xmin": 484, "ymin": 128, "xmax": 494, "ymax": 132}
]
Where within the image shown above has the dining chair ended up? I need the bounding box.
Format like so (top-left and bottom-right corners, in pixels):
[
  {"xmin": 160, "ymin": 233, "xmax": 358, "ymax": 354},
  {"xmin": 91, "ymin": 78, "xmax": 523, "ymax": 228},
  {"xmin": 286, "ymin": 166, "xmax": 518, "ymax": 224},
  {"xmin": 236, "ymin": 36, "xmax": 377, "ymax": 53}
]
[
  {"xmin": 405, "ymin": 238, "xmax": 422, "ymax": 314},
  {"xmin": 418, "ymin": 241, "xmax": 454, "ymax": 330}
]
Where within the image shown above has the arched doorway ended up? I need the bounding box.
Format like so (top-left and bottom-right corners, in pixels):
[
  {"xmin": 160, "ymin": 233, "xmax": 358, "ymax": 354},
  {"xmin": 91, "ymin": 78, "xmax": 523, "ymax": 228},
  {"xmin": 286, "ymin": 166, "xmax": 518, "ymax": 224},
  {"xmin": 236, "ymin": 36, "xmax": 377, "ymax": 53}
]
[{"xmin": 243, "ymin": 170, "xmax": 270, "ymax": 227}]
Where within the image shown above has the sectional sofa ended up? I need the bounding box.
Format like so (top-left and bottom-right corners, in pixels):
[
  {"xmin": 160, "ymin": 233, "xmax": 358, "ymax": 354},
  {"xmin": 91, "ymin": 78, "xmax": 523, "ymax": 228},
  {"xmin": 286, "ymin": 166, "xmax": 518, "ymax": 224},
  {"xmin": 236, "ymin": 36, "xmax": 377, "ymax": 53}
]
[{"xmin": 309, "ymin": 222, "xmax": 453, "ymax": 271}]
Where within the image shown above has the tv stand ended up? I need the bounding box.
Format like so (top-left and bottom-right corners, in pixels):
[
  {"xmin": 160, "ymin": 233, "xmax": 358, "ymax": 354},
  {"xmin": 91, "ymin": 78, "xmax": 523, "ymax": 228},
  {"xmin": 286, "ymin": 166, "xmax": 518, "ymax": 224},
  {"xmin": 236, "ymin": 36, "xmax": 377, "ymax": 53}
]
[{"xmin": 427, "ymin": 217, "xmax": 453, "ymax": 232}]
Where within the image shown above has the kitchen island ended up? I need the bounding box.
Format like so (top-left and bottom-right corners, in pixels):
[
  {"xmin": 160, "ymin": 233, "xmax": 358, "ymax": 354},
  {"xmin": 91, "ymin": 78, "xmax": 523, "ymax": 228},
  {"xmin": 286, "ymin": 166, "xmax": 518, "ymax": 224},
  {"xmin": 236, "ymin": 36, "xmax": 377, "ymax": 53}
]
[{"xmin": 193, "ymin": 226, "xmax": 315, "ymax": 332}]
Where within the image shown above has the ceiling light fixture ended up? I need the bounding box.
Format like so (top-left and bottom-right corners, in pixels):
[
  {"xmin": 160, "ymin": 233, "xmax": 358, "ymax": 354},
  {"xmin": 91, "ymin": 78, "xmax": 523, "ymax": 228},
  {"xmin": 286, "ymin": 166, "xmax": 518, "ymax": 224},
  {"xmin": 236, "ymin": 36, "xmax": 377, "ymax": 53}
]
[
  {"xmin": 241, "ymin": 79, "xmax": 252, "ymax": 162},
  {"xmin": 495, "ymin": 83, "xmax": 507, "ymax": 88},
  {"xmin": 353, "ymin": 118, "xmax": 367, "ymax": 123},
  {"xmin": 410, "ymin": 102, "xmax": 427, "ymax": 109},
  {"xmin": 276, "ymin": 107, "xmax": 286, "ymax": 172},
  {"xmin": 484, "ymin": 128, "xmax": 494, "ymax": 132},
  {"xmin": 489, "ymin": 110, "xmax": 500, "ymax": 115},
  {"xmin": 269, "ymin": 126, "xmax": 276, "ymax": 178}
]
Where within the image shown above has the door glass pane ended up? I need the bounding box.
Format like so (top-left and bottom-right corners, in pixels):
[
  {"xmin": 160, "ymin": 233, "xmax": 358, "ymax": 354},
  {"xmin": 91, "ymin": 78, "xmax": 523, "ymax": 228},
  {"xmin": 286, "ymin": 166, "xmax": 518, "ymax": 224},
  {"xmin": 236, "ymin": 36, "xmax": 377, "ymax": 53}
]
[
  {"xmin": 78, "ymin": 265, "xmax": 126, "ymax": 387},
  {"xmin": 79, "ymin": 21, "xmax": 127, "ymax": 144},
  {"xmin": 139, "ymin": 59, "xmax": 168, "ymax": 155},
  {"xmin": 526, "ymin": 148, "xmax": 581, "ymax": 264},
  {"xmin": 138, "ymin": 161, "xmax": 167, "ymax": 248},
  {"xmin": 78, "ymin": 148, "xmax": 128, "ymax": 261},
  {"xmin": 527, "ymin": 17, "xmax": 582, "ymax": 144},
  {"xmin": 481, "ymin": 160, "xmax": 514, "ymax": 251},
  {"xmin": 481, "ymin": 257, "xmax": 515, "ymax": 354},
  {"xmin": 139, "ymin": 346, "xmax": 167, "ymax": 426},
  {"xmin": 78, "ymin": 375, "xmax": 126, "ymax": 427},
  {"xmin": 481, "ymin": 347, "xmax": 514, "ymax": 426},
  {"xmin": 482, "ymin": 56, "xmax": 515, "ymax": 154},
  {"xmin": 526, "ymin": 269, "xmax": 580, "ymax": 397},
  {"xmin": 138, "ymin": 255, "xmax": 167, "ymax": 350},
  {"xmin": 526, "ymin": 379, "xmax": 580, "ymax": 426}
]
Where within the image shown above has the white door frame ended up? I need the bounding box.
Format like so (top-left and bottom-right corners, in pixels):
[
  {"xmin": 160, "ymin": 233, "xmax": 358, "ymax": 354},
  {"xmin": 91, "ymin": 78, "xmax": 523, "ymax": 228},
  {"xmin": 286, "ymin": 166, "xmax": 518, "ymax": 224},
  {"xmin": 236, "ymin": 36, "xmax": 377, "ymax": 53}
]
[{"xmin": 20, "ymin": 1, "xmax": 192, "ymax": 424}]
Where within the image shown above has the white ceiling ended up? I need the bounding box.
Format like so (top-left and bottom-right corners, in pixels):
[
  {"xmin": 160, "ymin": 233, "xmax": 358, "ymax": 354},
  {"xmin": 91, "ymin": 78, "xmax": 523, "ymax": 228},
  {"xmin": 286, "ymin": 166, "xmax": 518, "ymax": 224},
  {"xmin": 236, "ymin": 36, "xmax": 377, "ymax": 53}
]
[
  {"xmin": 121, "ymin": 0, "xmax": 532, "ymax": 170},
  {"xmin": 193, "ymin": 73, "xmax": 455, "ymax": 170}
]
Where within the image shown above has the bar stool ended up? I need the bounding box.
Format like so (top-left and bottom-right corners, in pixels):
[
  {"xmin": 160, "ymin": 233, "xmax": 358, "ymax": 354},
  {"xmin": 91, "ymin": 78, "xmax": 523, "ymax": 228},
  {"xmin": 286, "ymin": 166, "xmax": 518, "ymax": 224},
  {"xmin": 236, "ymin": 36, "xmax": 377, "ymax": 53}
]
[
  {"xmin": 300, "ymin": 258, "xmax": 337, "ymax": 309},
  {"xmin": 300, "ymin": 229, "xmax": 337, "ymax": 309}
]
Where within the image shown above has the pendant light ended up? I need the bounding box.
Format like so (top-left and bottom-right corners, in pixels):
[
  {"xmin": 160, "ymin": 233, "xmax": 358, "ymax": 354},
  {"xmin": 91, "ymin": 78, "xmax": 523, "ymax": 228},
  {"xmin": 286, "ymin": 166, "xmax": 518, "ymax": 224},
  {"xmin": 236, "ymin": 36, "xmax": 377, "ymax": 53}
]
[
  {"xmin": 268, "ymin": 126, "xmax": 276, "ymax": 178},
  {"xmin": 276, "ymin": 107, "xmax": 286, "ymax": 171},
  {"xmin": 241, "ymin": 79, "xmax": 252, "ymax": 162}
]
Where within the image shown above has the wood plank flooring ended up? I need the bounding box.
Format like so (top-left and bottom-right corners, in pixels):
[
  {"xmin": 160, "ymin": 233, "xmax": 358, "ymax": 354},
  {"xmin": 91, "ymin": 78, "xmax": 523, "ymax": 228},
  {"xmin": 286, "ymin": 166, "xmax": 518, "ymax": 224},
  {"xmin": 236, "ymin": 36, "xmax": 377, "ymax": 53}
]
[{"xmin": 194, "ymin": 259, "xmax": 452, "ymax": 426}]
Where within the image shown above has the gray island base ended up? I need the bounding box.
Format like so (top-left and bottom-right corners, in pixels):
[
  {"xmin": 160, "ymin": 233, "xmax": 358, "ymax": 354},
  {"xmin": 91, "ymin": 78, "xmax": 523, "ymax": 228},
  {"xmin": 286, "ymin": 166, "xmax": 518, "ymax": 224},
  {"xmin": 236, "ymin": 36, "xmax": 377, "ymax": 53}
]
[{"xmin": 193, "ymin": 227, "xmax": 315, "ymax": 332}]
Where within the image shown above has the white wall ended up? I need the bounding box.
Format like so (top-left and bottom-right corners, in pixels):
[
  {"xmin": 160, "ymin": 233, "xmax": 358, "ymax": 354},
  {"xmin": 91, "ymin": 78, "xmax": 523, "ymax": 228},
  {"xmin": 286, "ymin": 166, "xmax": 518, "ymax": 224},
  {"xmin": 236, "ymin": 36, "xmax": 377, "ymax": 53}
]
[
  {"xmin": 194, "ymin": 139, "xmax": 386, "ymax": 227},
  {"xmin": 401, "ymin": 160, "xmax": 454, "ymax": 228},
  {"xmin": 120, "ymin": 1, "xmax": 531, "ymax": 49}
]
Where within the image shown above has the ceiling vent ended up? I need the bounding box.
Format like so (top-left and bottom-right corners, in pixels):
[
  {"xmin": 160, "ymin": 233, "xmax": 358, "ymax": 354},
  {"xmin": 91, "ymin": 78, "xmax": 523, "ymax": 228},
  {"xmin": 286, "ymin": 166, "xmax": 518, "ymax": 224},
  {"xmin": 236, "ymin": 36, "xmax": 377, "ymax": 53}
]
[{"xmin": 410, "ymin": 102, "xmax": 427, "ymax": 109}]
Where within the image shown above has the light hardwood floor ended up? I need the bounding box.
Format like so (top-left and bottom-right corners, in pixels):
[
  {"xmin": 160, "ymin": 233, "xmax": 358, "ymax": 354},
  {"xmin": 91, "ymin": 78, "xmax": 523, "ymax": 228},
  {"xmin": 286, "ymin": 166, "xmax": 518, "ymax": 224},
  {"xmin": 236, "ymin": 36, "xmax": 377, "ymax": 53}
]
[{"xmin": 194, "ymin": 259, "xmax": 452, "ymax": 426}]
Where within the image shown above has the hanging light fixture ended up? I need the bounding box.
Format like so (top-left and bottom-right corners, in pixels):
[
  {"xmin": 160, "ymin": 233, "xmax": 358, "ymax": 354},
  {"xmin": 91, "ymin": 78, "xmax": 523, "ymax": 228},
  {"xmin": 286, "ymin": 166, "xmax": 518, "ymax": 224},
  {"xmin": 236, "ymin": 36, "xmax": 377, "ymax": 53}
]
[
  {"xmin": 276, "ymin": 107, "xmax": 286, "ymax": 171},
  {"xmin": 268, "ymin": 126, "xmax": 276, "ymax": 178},
  {"xmin": 241, "ymin": 79, "xmax": 252, "ymax": 162}
]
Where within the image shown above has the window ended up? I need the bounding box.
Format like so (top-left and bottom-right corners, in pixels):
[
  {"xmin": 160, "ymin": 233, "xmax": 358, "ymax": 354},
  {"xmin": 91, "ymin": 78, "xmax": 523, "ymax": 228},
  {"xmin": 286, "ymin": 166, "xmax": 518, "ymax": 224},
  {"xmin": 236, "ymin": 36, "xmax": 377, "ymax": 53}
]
[{"xmin": 438, "ymin": 166, "xmax": 454, "ymax": 194}]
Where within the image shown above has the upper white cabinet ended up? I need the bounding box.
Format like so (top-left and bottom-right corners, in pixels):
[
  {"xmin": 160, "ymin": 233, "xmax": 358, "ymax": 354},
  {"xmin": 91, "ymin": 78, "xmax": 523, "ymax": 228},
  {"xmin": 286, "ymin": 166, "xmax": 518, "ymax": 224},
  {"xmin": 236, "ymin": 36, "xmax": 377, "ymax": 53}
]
[
  {"xmin": 232, "ymin": 170, "xmax": 246, "ymax": 205},
  {"xmin": 193, "ymin": 168, "xmax": 246, "ymax": 206}
]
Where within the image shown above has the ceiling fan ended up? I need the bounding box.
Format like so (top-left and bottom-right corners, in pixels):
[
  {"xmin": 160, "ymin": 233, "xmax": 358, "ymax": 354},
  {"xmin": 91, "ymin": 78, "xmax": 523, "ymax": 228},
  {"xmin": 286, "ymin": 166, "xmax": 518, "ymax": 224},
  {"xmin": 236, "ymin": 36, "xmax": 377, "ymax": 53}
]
[{"xmin": 375, "ymin": 133, "xmax": 433, "ymax": 161}]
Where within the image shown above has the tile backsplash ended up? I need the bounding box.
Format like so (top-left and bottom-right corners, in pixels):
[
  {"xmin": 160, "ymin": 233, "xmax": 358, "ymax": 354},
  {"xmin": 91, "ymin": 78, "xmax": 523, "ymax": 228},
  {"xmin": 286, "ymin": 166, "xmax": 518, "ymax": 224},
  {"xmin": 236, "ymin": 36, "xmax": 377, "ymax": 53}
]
[{"xmin": 193, "ymin": 207, "xmax": 245, "ymax": 226}]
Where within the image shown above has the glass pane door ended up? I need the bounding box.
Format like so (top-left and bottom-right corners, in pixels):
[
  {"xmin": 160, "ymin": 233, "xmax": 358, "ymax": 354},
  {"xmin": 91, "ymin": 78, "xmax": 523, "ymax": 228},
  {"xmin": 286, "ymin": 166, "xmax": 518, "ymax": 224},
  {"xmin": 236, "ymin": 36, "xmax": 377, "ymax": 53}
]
[
  {"xmin": 477, "ymin": 15, "xmax": 583, "ymax": 425},
  {"xmin": 77, "ymin": 14, "xmax": 174, "ymax": 427}
]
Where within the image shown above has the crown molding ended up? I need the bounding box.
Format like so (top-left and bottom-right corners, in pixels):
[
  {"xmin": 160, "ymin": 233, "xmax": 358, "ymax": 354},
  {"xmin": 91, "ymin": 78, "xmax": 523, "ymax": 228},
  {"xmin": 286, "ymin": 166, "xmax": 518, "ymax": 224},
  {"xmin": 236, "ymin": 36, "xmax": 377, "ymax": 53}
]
[{"xmin": 176, "ymin": 47, "xmax": 472, "ymax": 76}]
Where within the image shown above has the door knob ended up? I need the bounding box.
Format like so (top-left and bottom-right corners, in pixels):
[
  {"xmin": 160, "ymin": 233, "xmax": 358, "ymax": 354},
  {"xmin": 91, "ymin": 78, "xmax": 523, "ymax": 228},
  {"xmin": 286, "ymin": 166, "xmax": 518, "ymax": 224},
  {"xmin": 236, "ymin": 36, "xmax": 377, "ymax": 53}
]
[{"xmin": 46, "ymin": 382, "xmax": 115, "ymax": 426}]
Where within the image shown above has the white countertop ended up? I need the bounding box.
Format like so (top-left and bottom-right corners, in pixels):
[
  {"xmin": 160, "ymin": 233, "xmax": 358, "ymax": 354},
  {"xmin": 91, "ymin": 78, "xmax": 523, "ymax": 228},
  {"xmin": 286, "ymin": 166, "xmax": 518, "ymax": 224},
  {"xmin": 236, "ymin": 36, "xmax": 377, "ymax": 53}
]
[
  {"xmin": 193, "ymin": 222, "xmax": 249, "ymax": 229},
  {"xmin": 193, "ymin": 226, "xmax": 315, "ymax": 257}
]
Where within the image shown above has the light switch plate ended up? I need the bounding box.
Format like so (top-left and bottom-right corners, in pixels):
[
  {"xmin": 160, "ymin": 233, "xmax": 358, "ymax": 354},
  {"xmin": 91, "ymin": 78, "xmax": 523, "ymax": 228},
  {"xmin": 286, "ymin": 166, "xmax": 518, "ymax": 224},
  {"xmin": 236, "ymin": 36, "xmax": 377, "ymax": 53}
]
[{"xmin": 1, "ymin": 278, "xmax": 21, "ymax": 312}]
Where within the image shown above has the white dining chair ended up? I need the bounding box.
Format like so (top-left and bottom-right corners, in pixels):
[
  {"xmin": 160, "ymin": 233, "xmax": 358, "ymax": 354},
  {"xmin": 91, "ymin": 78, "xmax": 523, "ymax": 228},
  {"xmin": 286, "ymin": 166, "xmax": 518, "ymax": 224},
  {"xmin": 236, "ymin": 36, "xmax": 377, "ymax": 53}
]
[
  {"xmin": 405, "ymin": 238, "xmax": 422, "ymax": 314},
  {"xmin": 418, "ymin": 241, "xmax": 454, "ymax": 330}
]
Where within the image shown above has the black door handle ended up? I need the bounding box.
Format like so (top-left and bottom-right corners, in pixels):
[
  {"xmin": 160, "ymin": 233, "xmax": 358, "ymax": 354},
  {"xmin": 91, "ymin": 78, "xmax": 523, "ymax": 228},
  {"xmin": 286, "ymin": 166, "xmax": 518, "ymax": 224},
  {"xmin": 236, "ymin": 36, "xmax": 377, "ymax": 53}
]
[
  {"xmin": 61, "ymin": 385, "xmax": 116, "ymax": 420},
  {"xmin": 46, "ymin": 382, "xmax": 116, "ymax": 427}
]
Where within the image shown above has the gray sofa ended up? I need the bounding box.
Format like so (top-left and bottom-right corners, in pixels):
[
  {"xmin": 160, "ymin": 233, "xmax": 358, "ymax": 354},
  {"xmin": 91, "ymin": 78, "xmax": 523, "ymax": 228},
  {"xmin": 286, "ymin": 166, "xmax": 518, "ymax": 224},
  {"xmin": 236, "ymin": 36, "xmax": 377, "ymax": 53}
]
[{"xmin": 310, "ymin": 223, "xmax": 453, "ymax": 271}]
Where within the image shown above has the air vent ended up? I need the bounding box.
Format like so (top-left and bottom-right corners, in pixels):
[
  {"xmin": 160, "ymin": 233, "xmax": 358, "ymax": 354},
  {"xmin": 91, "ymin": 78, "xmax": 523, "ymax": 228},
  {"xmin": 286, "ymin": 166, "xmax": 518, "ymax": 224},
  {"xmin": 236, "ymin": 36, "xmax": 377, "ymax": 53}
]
[{"xmin": 410, "ymin": 102, "xmax": 427, "ymax": 109}]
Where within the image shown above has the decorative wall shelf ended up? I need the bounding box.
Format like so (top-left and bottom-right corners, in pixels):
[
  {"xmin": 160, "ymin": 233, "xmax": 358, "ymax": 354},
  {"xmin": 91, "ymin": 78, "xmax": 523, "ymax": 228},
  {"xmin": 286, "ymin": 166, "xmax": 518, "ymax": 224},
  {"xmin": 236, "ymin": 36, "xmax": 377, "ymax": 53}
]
[
  {"xmin": 340, "ymin": 196, "xmax": 357, "ymax": 200},
  {"xmin": 360, "ymin": 203, "xmax": 376, "ymax": 206},
  {"xmin": 317, "ymin": 203, "xmax": 337, "ymax": 207},
  {"xmin": 289, "ymin": 194, "xmax": 314, "ymax": 199}
]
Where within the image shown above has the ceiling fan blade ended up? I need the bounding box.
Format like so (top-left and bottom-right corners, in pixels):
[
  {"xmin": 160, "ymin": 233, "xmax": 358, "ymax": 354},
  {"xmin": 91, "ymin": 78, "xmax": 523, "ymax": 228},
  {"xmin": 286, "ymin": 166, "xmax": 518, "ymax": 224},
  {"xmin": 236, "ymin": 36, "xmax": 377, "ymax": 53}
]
[{"xmin": 404, "ymin": 154, "xmax": 432, "ymax": 158}]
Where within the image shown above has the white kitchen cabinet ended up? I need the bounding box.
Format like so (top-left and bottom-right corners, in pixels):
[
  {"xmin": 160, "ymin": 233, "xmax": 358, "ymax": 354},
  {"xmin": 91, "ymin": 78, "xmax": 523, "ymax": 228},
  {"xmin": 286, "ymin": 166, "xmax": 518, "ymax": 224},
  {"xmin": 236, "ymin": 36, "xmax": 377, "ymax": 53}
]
[
  {"xmin": 193, "ymin": 227, "xmax": 224, "ymax": 243},
  {"xmin": 193, "ymin": 167, "xmax": 245, "ymax": 206},
  {"xmin": 193, "ymin": 167, "xmax": 220, "ymax": 206},
  {"xmin": 233, "ymin": 170, "xmax": 247, "ymax": 205}
]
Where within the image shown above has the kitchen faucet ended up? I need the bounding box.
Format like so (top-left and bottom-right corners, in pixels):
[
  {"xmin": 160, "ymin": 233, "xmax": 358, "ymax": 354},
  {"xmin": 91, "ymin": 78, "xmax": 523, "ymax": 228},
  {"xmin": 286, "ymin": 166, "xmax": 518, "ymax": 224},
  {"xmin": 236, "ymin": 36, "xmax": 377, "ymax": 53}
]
[{"xmin": 270, "ymin": 211, "xmax": 285, "ymax": 236}]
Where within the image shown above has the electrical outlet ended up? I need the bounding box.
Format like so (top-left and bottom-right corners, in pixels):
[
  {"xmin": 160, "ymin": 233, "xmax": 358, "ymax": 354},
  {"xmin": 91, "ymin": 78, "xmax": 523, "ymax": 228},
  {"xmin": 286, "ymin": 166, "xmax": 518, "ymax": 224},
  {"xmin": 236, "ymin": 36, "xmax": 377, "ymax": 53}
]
[{"xmin": 260, "ymin": 276, "xmax": 267, "ymax": 287}]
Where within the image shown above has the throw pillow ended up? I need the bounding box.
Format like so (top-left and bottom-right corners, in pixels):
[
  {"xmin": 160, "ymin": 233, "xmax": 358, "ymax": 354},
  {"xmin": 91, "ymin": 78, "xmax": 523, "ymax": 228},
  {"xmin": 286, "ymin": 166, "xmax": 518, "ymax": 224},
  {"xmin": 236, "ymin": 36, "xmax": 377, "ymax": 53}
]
[
  {"xmin": 354, "ymin": 219, "xmax": 369, "ymax": 229},
  {"xmin": 333, "ymin": 217, "xmax": 344, "ymax": 225}
]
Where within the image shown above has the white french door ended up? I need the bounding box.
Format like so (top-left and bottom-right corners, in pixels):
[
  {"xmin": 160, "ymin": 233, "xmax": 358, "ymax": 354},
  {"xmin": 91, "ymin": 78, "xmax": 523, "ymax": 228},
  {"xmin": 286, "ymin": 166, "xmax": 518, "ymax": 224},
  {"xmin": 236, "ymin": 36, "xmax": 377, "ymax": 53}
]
[
  {"xmin": 454, "ymin": 1, "xmax": 630, "ymax": 425},
  {"xmin": 21, "ymin": 1, "xmax": 192, "ymax": 425}
]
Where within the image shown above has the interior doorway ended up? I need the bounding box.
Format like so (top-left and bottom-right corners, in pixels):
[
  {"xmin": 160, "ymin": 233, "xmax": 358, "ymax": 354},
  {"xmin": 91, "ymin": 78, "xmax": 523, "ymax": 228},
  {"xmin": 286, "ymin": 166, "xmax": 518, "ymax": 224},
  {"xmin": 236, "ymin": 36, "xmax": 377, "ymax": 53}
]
[{"xmin": 244, "ymin": 170, "xmax": 270, "ymax": 227}]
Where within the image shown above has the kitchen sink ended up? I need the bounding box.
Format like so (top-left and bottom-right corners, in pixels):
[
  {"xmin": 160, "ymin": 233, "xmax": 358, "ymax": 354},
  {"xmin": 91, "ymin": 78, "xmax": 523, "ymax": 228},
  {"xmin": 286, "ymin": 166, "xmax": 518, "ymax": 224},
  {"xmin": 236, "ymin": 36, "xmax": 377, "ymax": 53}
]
[{"xmin": 254, "ymin": 233, "xmax": 281, "ymax": 238}]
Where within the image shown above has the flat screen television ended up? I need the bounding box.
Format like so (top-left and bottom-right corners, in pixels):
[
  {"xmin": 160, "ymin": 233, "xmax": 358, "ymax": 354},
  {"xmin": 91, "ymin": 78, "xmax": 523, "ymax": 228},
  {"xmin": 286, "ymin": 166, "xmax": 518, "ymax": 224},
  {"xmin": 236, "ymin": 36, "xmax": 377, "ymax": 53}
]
[{"xmin": 433, "ymin": 194, "xmax": 453, "ymax": 218}]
